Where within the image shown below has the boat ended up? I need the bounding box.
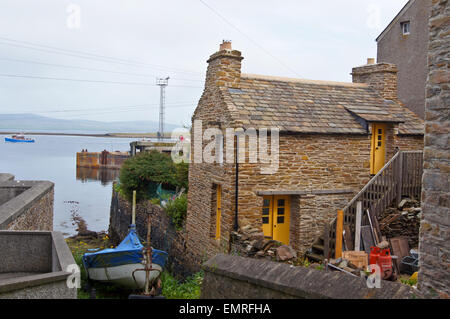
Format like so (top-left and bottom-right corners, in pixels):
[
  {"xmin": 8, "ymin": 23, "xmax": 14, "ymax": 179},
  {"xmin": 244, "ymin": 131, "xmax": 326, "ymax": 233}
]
[
  {"xmin": 4, "ymin": 134, "xmax": 35, "ymax": 143},
  {"xmin": 82, "ymin": 225, "xmax": 168, "ymax": 289}
]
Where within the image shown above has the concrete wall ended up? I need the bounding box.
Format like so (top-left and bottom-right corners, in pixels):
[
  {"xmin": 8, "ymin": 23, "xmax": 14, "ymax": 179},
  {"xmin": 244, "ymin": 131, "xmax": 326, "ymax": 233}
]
[
  {"xmin": 0, "ymin": 180, "xmax": 54, "ymax": 231},
  {"xmin": 418, "ymin": 0, "xmax": 449, "ymax": 299},
  {"xmin": 201, "ymin": 254, "xmax": 418, "ymax": 299},
  {"xmin": 0, "ymin": 173, "xmax": 14, "ymax": 184},
  {"xmin": 109, "ymin": 188, "xmax": 199, "ymax": 278},
  {"xmin": 0, "ymin": 187, "xmax": 28, "ymax": 207},
  {"xmin": 76, "ymin": 151, "xmax": 129, "ymax": 169},
  {"xmin": 377, "ymin": 0, "xmax": 432, "ymax": 119},
  {"xmin": 0, "ymin": 231, "xmax": 77, "ymax": 299}
]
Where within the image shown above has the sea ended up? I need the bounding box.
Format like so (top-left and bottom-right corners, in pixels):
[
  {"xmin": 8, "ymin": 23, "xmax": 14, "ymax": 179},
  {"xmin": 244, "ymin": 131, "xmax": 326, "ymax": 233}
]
[{"xmin": 0, "ymin": 133, "xmax": 144, "ymax": 237}]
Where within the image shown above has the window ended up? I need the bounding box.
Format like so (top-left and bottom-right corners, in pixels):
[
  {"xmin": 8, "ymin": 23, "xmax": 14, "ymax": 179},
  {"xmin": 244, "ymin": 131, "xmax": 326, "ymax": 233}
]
[{"xmin": 401, "ymin": 21, "xmax": 410, "ymax": 35}]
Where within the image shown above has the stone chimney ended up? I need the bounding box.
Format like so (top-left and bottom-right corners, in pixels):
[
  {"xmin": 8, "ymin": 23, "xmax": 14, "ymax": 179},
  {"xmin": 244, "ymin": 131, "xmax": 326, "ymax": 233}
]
[
  {"xmin": 351, "ymin": 60, "xmax": 399, "ymax": 101},
  {"xmin": 205, "ymin": 40, "xmax": 243, "ymax": 89}
]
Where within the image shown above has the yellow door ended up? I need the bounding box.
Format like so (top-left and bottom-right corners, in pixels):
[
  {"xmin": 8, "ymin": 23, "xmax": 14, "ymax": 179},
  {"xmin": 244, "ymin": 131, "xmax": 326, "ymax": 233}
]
[
  {"xmin": 370, "ymin": 123, "xmax": 387, "ymax": 175},
  {"xmin": 215, "ymin": 185, "xmax": 221, "ymax": 240},
  {"xmin": 273, "ymin": 196, "xmax": 290, "ymax": 245},
  {"xmin": 261, "ymin": 195, "xmax": 290, "ymax": 245}
]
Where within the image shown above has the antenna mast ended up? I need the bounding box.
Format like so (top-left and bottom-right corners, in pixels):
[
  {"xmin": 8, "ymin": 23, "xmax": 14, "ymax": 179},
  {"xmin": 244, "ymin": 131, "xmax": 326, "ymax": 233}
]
[{"xmin": 156, "ymin": 77, "xmax": 169, "ymax": 140}]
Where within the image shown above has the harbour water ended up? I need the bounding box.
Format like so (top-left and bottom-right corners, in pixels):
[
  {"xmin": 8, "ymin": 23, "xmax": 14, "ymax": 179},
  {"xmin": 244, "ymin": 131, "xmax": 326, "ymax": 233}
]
[{"xmin": 0, "ymin": 134, "xmax": 139, "ymax": 236}]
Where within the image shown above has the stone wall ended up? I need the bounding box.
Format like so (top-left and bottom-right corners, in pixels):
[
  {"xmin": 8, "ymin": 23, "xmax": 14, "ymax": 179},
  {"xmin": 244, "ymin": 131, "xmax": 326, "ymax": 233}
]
[
  {"xmin": 395, "ymin": 134, "xmax": 425, "ymax": 152},
  {"xmin": 295, "ymin": 192, "xmax": 355, "ymax": 252},
  {"xmin": 238, "ymin": 134, "xmax": 374, "ymax": 253},
  {"xmin": 187, "ymin": 132, "xmax": 374, "ymax": 262},
  {"xmin": 6, "ymin": 190, "xmax": 53, "ymax": 231},
  {"xmin": 109, "ymin": 188, "xmax": 199, "ymax": 278},
  {"xmin": 201, "ymin": 254, "xmax": 418, "ymax": 299},
  {"xmin": 0, "ymin": 180, "xmax": 54, "ymax": 231},
  {"xmin": 418, "ymin": 0, "xmax": 449, "ymax": 299}
]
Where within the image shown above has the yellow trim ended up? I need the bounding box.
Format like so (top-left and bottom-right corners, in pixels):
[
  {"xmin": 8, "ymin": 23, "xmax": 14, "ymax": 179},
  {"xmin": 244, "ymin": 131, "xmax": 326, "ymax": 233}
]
[
  {"xmin": 370, "ymin": 123, "xmax": 387, "ymax": 175},
  {"xmin": 215, "ymin": 185, "xmax": 222, "ymax": 240},
  {"xmin": 335, "ymin": 210, "xmax": 344, "ymax": 259}
]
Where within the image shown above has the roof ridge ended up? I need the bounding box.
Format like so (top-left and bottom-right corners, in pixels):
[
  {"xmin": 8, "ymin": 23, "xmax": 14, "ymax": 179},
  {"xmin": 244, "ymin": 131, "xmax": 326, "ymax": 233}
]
[
  {"xmin": 376, "ymin": 0, "xmax": 416, "ymax": 42},
  {"xmin": 241, "ymin": 73, "xmax": 368, "ymax": 88}
]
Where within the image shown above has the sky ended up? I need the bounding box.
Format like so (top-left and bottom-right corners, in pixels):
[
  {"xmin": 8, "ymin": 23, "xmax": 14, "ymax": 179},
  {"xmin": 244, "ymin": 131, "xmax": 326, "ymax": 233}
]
[{"xmin": 0, "ymin": 0, "xmax": 409, "ymax": 127}]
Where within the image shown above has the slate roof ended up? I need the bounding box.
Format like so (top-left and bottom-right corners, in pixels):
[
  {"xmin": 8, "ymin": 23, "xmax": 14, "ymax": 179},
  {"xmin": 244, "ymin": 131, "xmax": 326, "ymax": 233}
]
[{"xmin": 221, "ymin": 74, "xmax": 424, "ymax": 135}]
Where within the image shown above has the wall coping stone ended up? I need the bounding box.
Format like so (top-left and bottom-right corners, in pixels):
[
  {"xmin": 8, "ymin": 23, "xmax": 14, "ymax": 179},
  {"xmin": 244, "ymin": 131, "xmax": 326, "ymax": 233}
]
[
  {"xmin": 0, "ymin": 174, "xmax": 14, "ymax": 183},
  {"xmin": 203, "ymin": 254, "xmax": 419, "ymax": 299},
  {"xmin": 0, "ymin": 181, "xmax": 54, "ymax": 230}
]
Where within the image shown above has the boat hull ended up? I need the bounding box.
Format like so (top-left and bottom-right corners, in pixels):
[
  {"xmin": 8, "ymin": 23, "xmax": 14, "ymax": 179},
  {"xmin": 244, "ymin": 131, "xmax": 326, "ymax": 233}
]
[
  {"xmin": 86, "ymin": 263, "xmax": 162, "ymax": 289},
  {"xmin": 5, "ymin": 137, "xmax": 35, "ymax": 143},
  {"xmin": 82, "ymin": 226, "xmax": 168, "ymax": 290}
]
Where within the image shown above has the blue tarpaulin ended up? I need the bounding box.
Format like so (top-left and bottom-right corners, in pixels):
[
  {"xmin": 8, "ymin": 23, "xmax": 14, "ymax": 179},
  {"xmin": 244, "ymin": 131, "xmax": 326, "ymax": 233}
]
[{"xmin": 82, "ymin": 226, "xmax": 168, "ymax": 269}]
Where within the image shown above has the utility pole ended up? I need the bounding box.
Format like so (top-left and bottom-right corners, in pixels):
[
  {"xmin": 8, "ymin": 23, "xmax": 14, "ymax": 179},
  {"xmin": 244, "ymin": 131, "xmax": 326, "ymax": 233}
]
[{"xmin": 156, "ymin": 77, "xmax": 169, "ymax": 140}]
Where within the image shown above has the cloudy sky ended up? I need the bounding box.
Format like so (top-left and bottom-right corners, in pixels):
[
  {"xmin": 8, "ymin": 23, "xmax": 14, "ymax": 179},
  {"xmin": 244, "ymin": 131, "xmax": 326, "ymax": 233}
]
[{"xmin": 0, "ymin": 0, "xmax": 408, "ymax": 127}]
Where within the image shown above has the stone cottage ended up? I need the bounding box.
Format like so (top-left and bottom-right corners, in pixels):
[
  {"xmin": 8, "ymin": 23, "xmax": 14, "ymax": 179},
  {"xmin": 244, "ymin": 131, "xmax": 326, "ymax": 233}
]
[{"xmin": 185, "ymin": 41, "xmax": 424, "ymax": 263}]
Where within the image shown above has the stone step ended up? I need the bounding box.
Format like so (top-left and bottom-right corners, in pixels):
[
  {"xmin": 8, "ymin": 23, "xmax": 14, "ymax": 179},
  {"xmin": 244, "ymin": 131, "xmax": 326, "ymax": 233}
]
[
  {"xmin": 312, "ymin": 244, "xmax": 324, "ymax": 252},
  {"xmin": 305, "ymin": 252, "xmax": 324, "ymax": 263}
]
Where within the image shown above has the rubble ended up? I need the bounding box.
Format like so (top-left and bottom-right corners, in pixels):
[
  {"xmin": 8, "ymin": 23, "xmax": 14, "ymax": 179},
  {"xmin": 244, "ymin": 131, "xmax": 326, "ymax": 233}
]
[
  {"xmin": 276, "ymin": 245, "xmax": 297, "ymax": 261},
  {"xmin": 378, "ymin": 198, "xmax": 421, "ymax": 248},
  {"xmin": 230, "ymin": 225, "xmax": 299, "ymax": 263}
]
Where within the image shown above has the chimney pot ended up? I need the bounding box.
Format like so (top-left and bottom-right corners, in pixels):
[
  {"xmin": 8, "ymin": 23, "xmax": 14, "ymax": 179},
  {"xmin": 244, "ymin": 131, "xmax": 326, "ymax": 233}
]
[
  {"xmin": 220, "ymin": 40, "xmax": 232, "ymax": 51},
  {"xmin": 367, "ymin": 58, "xmax": 375, "ymax": 65}
]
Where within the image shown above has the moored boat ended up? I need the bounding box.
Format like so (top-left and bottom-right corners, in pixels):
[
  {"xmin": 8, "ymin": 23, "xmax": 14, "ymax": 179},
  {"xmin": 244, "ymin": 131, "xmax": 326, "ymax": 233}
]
[
  {"xmin": 82, "ymin": 225, "xmax": 168, "ymax": 289},
  {"xmin": 4, "ymin": 134, "xmax": 35, "ymax": 143}
]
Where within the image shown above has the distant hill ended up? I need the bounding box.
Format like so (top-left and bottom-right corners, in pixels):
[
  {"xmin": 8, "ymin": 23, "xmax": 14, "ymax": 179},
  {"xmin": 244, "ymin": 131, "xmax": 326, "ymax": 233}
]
[{"xmin": 0, "ymin": 114, "xmax": 180, "ymax": 134}]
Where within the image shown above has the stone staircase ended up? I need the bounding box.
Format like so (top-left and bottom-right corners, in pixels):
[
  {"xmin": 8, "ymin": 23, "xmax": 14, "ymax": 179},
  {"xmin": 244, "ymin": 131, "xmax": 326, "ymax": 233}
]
[{"xmin": 306, "ymin": 236, "xmax": 326, "ymax": 262}]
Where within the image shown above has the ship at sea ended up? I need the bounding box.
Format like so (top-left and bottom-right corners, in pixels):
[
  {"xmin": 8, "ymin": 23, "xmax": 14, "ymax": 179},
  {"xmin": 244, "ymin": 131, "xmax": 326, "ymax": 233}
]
[{"xmin": 4, "ymin": 134, "xmax": 35, "ymax": 143}]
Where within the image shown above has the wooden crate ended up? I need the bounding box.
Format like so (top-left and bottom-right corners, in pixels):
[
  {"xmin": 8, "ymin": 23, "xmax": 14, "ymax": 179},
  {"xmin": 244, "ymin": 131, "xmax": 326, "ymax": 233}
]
[{"xmin": 342, "ymin": 251, "xmax": 368, "ymax": 269}]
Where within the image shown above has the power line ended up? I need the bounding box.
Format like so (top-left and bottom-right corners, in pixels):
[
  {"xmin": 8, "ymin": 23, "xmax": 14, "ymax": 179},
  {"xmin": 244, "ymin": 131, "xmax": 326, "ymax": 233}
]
[
  {"xmin": 6, "ymin": 104, "xmax": 195, "ymax": 118},
  {"xmin": 12, "ymin": 101, "xmax": 197, "ymax": 115},
  {"xmin": 0, "ymin": 36, "xmax": 204, "ymax": 76},
  {"xmin": 0, "ymin": 73, "xmax": 203, "ymax": 88},
  {"xmin": 0, "ymin": 57, "xmax": 204, "ymax": 82},
  {"xmin": 37, "ymin": 105, "xmax": 195, "ymax": 117},
  {"xmin": 198, "ymin": 0, "xmax": 301, "ymax": 78}
]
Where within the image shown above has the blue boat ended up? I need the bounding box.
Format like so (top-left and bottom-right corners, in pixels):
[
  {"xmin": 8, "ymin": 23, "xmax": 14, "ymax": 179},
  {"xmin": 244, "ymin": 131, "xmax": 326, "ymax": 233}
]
[
  {"xmin": 82, "ymin": 225, "xmax": 168, "ymax": 289},
  {"xmin": 5, "ymin": 134, "xmax": 35, "ymax": 143}
]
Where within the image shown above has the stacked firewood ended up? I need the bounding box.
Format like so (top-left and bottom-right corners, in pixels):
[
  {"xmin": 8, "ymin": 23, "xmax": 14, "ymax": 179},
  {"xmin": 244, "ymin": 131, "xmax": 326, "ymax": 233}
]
[{"xmin": 378, "ymin": 198, "xmax": 421, "ymax": 248}]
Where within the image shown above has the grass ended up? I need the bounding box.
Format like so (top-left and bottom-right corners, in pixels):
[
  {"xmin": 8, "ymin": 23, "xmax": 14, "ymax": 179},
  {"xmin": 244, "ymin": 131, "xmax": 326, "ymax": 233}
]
[
  {"xmin": 66, "ymin": 236, "xmax": 203, "ymax": 299},
  {"xmin": 160, "ymin": 271, "xmax": 203, "ymax": 299}
]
